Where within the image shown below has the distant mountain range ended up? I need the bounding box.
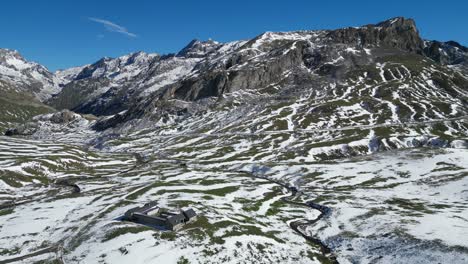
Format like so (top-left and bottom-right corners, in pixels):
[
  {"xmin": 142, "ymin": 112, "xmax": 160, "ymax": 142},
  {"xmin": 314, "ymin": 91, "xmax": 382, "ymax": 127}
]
[{"xmin": 1, "ymin": 17, "xmax": 467, "ymax": 158}]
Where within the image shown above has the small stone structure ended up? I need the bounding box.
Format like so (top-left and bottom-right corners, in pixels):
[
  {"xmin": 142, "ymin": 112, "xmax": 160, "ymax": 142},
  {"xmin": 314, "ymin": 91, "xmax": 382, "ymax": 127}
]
[{"xmin": 123, "ymin": 201, "xmax": 197, "ymax": 231}]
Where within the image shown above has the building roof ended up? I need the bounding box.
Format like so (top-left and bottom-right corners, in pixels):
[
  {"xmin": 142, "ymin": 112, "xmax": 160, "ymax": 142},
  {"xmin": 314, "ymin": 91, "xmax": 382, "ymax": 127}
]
[
  {"xmin": 123, "ymin": 202, "xmax": 197, "ymax": 230},
  {"xmin": 182, "ymin": 209, "xmax": 197, "ymax": 220},
  {"xmin": 166, "ymin": 214, "xmax": 186, "ymax": 226},
  {"xmin": 124, "ymin": 201, "xmax": 159, "ymax": 219}
]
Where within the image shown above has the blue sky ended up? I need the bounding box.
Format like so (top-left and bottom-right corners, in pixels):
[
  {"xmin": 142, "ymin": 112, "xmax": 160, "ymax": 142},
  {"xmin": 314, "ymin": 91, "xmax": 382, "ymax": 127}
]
[{"xmin": 1, "ymin": 0, "xmax": 467, "ymax": 71}]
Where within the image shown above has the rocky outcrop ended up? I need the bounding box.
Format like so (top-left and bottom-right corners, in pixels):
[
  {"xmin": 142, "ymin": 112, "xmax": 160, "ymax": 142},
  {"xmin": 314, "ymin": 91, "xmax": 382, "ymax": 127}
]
[
  {"xmin": 327, "ymin": 17, "xmax": 424, "ymax": 53},
  {"xmin": 4, "ymin": 124, "xmax": 38, "ymax": 136},
  {"xmin": 4, "ymin": 110, "xmax": 87, "ymax": 137},
  {"xmin": 176, "ymin": 39, "xmax": 222, "ymax": 58},
  {"xmin": 161, "ymin": 17, "xmax": 439, "ymax": 104},
  {"xmin": 33, "ymin": 110, "xmax": 84, "ymax": 125},
  {"xmin": 48, "ymin": 110, "xmax": 79, "ymax": 124},
  {"xmin": 424, "ymin": 40, "xmax": 468, "ymax": 66}
]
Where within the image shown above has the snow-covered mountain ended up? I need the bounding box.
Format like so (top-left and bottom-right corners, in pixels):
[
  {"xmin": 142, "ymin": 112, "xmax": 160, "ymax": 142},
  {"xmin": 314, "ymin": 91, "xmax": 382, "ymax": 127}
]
[
  {"xmin": 46, "ymin": 42, "xmax": 241, "ymax": 115},
  {"xmin": 2, "ymin": 17, "xmax": 466, "ymax": 160},
  {"xmin": 3, "ymin": 17, "xmax": 467, "ymax": 114},
  {"xmin": 55, "ymin": 65, "xmax": 88, "ymax": 85},
  {"xmin": 0, "ymin": 49, "xmax": 60, "ymax": 101},
  {"xmin": 1, "ymin": 17, "xmax": 468, "ymax": 264},
  {"xmin": 71, "ymin": 51, "xmax": 159, "ymax": 82},
  {"xmin": 3, "ymin": 17, "xmax": 468, "ymax": 142},
  {"xmin": 90, "ymin": 17, "xmax": 468, "ymax": 134}
]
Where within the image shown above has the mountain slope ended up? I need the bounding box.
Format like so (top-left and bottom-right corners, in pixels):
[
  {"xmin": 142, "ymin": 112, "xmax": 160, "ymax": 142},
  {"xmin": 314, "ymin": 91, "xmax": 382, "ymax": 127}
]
[
  {"xmin": 1, "ymin": 17, "xmax": 468, "ymax": 264},
  {"xmin": 47, "ymin": 43, "xmax": 242, "ymax": 116},
  {"xmin": 0, "ymin": 50, "xmax": 58, "ymax": 132},
  {"xmin": 0, "ymin": 80, "xmax": 54, "ymax": 132},
  {"xmin": 79, "ymin": 18, "xmax": 468, "ymax": 162},
  {"xmin": 4, "ymin": 17, "xmax": 467, "ymax": 159},
  {"xmin": 94, "ymin": 17, "xmax": 467, "ymax": 128},
  {"xmin": 0, "ymin": 49, "xmax": 60, "ymax": 101}
]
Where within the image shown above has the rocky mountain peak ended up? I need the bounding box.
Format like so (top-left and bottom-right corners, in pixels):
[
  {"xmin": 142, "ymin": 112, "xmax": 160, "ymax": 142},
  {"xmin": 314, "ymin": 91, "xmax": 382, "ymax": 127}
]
[
  {"xmin": 0, "ymin": 48, "xmax": 22, "ymax": 59},
  {"xmin": 0, "ymin": 48, "xmax": 38, "ymax": 70},
  {"xmin": 445, "ymin": 41, "xmax": 468, "ymax": 52},
  {"xmin": 176, "ymin": 39, "xmax": 222, "ymax": 58},
  {"xmin": 121, "ymin": 51, "xmax": 159, "ymax": 66},
  {"xmin": 424, "ymin": 40, "xmax": 468, "ymax": 66},
  {"xmin": 73, "ymin": 51, "xmax": 159, "ymax": 82},
  {"xmin": 0, "ymin": 48, "xmax": 59, "ymax": 101},
  {"xmin": 327, "ymin": 16, "xmax": 424, "ymax": 53},
  {"xmin": 375, "ymin": 17, "xmax": 417, "ymax": 30}
]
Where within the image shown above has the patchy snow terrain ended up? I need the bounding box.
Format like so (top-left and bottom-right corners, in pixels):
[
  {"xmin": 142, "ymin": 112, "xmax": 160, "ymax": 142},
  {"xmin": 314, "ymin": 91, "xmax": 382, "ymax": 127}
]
[
  {"xmin": 0, "ymin": 136, "xmax": 467, "ymax": 263},
  {"xmin": 0, "ymin": 17, "xmax": 468, "ymax": 263}
]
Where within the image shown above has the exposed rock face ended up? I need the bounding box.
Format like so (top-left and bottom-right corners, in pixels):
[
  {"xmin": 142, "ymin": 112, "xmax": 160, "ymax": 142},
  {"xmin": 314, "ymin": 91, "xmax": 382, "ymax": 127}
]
[
  {"xmin": 4, "ymin": 109, "xmax": 92, "ymax": 140},
  {"xmin": 172, "ymin": 40, "xmax": 307, "ymax": 100},
  {"xmin": 32, "ymin": 109, "xmax": 83, "ymax": 125},
  {"xmin": 176, "ymin": 39, "xmax": 222, "ymax": 58},
  {"xmin": 4, "ymin": 123, "xmax": 38, "ymax": 136},
  {"xmin": 424, "ymin": 40, "xmax": 468, "ymax": 66},
  {"xmin": 49, "ymin": 110, "xmax": 78, "ymax": 124},
  {"xmin": 327, "ymin": 17, "xmax": 424, "ymax": 53}
]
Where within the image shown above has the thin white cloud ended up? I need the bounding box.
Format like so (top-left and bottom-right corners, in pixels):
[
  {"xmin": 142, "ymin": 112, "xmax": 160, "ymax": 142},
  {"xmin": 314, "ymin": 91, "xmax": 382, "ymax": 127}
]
[{"xmin": 88, "ymin": 17, "xmax": 137, "ymax": 38}]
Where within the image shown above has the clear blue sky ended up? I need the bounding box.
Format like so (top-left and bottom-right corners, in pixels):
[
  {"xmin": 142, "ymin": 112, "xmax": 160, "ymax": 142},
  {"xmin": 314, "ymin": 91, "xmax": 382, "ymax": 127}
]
[{"xmin": 1, "ymin": 0, "xmax": 466, "ymax": 71}]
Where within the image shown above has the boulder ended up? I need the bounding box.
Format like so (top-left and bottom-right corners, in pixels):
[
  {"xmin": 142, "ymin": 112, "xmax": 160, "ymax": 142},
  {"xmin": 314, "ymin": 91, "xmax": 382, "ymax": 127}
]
[
  {"xmin": 4, "ymin": 123, "xmax": 38, "ymax": 136},
  {"xmin": 49, "ymin": 110, "xmax": 78, "ymax": 124}
]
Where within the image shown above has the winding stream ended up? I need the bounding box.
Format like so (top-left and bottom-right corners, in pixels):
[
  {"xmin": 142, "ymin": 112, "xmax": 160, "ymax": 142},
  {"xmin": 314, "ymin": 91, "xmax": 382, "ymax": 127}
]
[{"xmin": 239, "ymin": 170, "xmax": 338, "ymax": 264}]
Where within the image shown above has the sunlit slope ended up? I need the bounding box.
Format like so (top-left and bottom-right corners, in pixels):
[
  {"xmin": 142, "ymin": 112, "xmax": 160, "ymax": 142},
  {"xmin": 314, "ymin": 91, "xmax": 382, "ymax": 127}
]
[{"xmin": 0, "ymin": 81, "xmax": 54, "ymax": 133}]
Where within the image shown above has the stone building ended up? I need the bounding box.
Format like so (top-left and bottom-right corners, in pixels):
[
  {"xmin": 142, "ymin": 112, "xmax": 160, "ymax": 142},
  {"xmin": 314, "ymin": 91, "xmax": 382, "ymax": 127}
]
[{"xmin": 123, "ymin": 202, "xmax": 197, "ymax": 231}]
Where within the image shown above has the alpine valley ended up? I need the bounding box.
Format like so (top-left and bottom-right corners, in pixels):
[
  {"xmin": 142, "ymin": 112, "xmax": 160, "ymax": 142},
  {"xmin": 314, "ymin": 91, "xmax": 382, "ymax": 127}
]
[{"xmin": 0, "ymin": 17, "xmax": 467, "ymax": 264}]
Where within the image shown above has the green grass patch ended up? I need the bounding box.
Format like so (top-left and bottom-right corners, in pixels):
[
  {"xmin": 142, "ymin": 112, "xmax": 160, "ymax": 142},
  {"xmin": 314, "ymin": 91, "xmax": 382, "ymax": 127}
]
[{"xmin": 0, "ymin": 208, "xmax": 14, "ymax": 216}]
